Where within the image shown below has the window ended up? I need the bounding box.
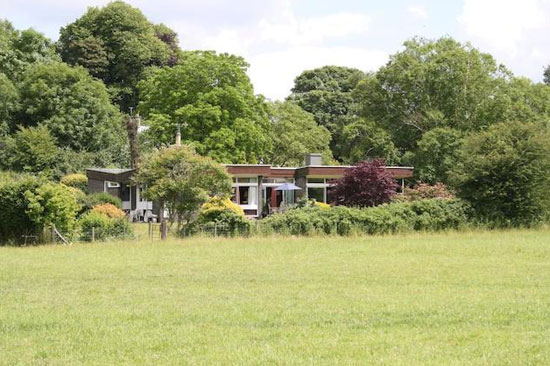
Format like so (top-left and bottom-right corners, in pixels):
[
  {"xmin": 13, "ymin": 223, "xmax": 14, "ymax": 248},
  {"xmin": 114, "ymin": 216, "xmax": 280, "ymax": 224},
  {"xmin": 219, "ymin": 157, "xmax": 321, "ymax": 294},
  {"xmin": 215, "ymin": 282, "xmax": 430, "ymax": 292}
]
[
  {"xmin": 107, "ymin": 181, "xmax": 120, "ymax": 188},
  {"xmin": 238, "ymin": 186, "xmax": 249, "ymax": 204},
  {"xmin": 308, "ymin": 187, "xmax": 325, "ymax": 203},
  {"xmin": 121, "ymin": 185, "xmax": 130, "ymax": 202}
]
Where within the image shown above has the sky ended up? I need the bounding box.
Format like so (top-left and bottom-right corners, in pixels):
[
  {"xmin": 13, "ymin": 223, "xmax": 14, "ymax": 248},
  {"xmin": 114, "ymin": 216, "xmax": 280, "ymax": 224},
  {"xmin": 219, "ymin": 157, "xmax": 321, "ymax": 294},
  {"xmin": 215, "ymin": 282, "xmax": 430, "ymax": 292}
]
[{"xmin": 2, "ymin": 0, "xmax": 550, "ymax": 100}]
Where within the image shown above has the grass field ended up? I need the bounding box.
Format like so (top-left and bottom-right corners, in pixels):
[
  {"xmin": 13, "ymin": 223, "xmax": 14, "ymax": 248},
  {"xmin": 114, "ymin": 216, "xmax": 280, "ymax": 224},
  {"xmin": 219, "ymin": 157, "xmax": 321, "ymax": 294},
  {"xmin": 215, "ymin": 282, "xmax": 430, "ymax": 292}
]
[{"xmin": 1, "ymin": 229, "xmax": 550, "ymax": 365}]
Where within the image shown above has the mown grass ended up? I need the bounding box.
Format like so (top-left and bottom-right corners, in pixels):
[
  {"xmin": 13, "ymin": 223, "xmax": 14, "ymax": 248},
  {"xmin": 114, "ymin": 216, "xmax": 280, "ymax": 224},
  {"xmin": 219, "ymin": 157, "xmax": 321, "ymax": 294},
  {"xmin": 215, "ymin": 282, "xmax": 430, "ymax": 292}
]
[{"xmin": 1, "ymin": 229, "xmax": 550, "ymax": 365}]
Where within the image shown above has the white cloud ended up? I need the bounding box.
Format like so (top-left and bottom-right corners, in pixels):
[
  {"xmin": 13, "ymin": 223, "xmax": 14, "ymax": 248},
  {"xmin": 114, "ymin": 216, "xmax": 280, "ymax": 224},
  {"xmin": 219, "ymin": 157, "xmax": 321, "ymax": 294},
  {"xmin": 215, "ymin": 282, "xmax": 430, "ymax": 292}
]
[
  {"xmin": 458, "ymin": 0, "xmax": 550, "ymax": 81},
  {"xmin": 408, "ymin": 5, "xmax": 428, "ymax": 19},
  {"xmin": 459, "ymin": 0, "xmax": 549, "ymax": 56},
  {"xmin": 259, "ymin": 12, "xmax": 370, "ymax": 46},
  {"xmin": 249, "ymin": 47, "xmax": 388, "ymax": 100}
]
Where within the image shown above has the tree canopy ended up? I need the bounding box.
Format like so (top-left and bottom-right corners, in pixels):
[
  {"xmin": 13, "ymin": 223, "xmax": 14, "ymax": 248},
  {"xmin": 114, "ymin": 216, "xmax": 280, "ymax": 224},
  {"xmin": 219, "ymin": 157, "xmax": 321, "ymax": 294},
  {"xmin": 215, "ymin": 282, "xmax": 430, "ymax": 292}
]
[
  {"xmin": 17, "ymin": 62, "xmax": 127, "ymax": 156},
  {"xmin": 267, "ymin": 101, "xmax": 332, "ymax": 166},
  {"xmin": 289, "ymin": 65, "xmax": 365, "ymax": 162},
  {"xmin": 135, "ymin": 145, "xmax": 233, "ymax": 228},
  {"xmin": 138, "ymin": 51, "xmax": 271, "ymax": 163},
  {"xmin": 58, "ymin": 1, "xmax": 181, "ymax": 110}
]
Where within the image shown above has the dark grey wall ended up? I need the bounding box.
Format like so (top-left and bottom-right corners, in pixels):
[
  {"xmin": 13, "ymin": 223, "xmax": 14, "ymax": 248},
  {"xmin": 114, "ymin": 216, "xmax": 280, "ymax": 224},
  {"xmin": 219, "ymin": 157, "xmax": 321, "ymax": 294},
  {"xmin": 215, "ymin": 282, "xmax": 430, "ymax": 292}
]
[{"xmin": 88, "ymin": 179, "xmax": 104, "ymax": 194}]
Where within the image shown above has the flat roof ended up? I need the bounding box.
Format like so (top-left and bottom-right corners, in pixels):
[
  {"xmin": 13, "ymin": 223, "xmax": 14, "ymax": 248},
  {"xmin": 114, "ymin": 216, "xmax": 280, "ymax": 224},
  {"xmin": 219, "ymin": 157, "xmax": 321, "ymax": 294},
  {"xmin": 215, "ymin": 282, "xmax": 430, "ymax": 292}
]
[{"xmin": 86, "ymin": 168, "xmax": 134, "ymax": 174}]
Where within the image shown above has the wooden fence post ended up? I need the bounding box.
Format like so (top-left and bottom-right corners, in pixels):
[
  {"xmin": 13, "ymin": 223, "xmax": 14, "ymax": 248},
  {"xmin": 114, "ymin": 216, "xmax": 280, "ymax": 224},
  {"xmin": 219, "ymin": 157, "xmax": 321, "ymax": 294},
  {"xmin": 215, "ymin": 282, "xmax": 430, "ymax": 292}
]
[
  {"xmin": 91, "ymin": 226, "xmax": 95, "ymax": 242},
  {"xmin": 160, "ymin": 220, "xmax": 167, "ymax": 241}
]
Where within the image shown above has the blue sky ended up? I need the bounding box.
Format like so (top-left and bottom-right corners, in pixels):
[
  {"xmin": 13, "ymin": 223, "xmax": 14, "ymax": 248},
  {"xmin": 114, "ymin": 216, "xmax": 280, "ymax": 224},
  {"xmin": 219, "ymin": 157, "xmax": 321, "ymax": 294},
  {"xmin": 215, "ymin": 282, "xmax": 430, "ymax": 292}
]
[{"xmin": 2, "ymin": 0, "xmax": 549, "ymax": 99}]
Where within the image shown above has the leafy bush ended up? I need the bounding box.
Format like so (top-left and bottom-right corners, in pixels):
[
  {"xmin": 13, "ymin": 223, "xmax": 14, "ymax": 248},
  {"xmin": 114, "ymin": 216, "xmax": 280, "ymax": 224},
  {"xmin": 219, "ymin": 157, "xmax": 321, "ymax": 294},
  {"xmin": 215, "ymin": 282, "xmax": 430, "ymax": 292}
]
[
  {"xmin": 92, "ymin": 203, "xmax": 125, "ymax": 219},
  {"xmin": 258, "ymin": 199, "xmax": 471, "ymax": 236},
  {"xmin": 0, "ymin": 172, "xmax": 42, "ymax": 243},
  {"xmin": 185, "ymin": 197, "xmax": 251, "ymax": 236},
  {"xmin": 449, "ymin": 121, "xmax": 550, "ymax": 226},
  {"xmin": 78, "ymin": 192, "xmax": 122, "ymax": 213},
  {"xmin": 78, "ymin": 211, "xmax": 133, "ymax": 242},
  {"xmin": 396, "ymin": 183, "xmax": 455, "ymax": 202},
  {"xmin": 331, "ymin": 159, "xmax": 398, "ymax": 207},
  {"xmin": 60, "ymin": 173, "xmax": 88, "ymax": 192},
  {"xmin": 0, "ymin": 173, "xmax": 80, "ymax": 244},
  {"xmin": 24, "ymin": 182, "xmax": 80, "ymax": 235}
]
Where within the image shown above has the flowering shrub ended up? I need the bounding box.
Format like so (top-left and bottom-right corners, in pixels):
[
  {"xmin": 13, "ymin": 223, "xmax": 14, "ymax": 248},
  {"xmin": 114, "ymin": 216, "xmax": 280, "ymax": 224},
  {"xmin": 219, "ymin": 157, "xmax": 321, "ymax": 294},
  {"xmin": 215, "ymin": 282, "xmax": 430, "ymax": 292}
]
[
  {"xmin": 314, "ymin": 201, "xmax": 331, "ymax": 209},
  {"xmin": 92, "ymin": 203, "xmax": 126, "ymax": 219}
]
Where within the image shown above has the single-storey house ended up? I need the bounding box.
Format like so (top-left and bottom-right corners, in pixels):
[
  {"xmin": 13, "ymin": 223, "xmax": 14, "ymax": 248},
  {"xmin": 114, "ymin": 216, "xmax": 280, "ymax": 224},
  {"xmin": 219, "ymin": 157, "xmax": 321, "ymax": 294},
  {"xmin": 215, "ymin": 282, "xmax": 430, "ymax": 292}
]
[{"xmin": 86, "ymin": 153, "xmax": 413, "ymax": 220}]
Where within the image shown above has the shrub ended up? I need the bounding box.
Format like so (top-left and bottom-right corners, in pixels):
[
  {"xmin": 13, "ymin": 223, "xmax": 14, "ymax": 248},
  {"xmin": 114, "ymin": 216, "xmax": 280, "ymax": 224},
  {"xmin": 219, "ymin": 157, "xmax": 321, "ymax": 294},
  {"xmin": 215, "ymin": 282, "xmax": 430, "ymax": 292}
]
[
  {"xmin": 92, "ymin": 203, "xmax": 125, "ymax": 219},
  {"xmin": 449, "ymin": 121, "xmax": 550, "ymax": 226},
  {"xmin": 187, "ymin": 196, "xmax": 251, "ymax": 236},
  {"xmin": 259, "ymin": 199, "xmax": 471, "ymax": 236},
  {"xmin": 0, "ymin": 172, "xmax": 42, "ymax": 243},
  {"xmin": 0, "ymin": 173, "xmax": 80, "ymax": 244},
  {"xmin": 78, "ymin": 192, "xmax": 122, "ymax": 213},
  {"xmin": 331, "ymin": 159, "xmax": 398, "ymax": 207},
  {"xmin": 396, "ymin": 182, "xmax": 455, "ymax": 202},
  {"xmin": 60, "ymin": 173, "xmax": 88, "ymax": 192},
  {"xmin": 78, "ymin": 211, "xmax": 133, "ymax": 242},
  {"xmin": 24, "ymin": 182, "xmax": 80, "ymax": 236}
]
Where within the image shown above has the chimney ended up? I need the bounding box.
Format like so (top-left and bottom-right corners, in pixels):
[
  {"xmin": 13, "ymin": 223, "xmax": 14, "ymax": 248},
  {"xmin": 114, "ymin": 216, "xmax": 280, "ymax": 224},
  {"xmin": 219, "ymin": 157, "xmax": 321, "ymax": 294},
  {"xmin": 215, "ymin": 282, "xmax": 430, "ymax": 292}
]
[
  {"xmin": 305, "ymin": 153, "xmax": 323, "ymax": 166},
  {"xmin": 175, "ymin": 123, "xmax": 181, "ymax": 147}
]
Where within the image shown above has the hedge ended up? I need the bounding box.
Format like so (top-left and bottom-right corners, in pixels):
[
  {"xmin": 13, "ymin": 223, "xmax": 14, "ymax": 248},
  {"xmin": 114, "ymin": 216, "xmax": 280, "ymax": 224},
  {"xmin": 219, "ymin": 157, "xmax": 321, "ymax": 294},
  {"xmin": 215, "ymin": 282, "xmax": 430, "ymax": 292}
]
[{"xmin": 258, "ymin": 199, "xmax": 472, "ymax": 236}]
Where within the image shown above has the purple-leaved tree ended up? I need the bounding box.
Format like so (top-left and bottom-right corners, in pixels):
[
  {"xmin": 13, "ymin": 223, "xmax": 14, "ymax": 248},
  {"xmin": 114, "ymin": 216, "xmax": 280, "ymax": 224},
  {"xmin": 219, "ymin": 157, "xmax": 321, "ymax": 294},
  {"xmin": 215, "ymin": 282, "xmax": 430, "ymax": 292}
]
[{"xmin": 331, "ymin": 159, "xmax": 397, "ymax": 207}]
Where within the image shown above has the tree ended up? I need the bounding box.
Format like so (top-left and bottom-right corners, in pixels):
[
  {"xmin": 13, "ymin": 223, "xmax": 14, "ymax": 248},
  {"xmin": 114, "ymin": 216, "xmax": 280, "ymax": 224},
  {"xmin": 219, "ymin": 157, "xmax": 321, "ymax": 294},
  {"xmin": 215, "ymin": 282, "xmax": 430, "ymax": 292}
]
[
  {"xmin": 288, "ymin": 65, "xmax": 366, "ymax": 161},
  {"xmin": 406, "ymin": 127, "xmax": 464, "ymax": 184},
  {"xmin": 354, "ymin": 37, "xmax": 509, "ymax": 152},
  {"xmin": 0, "ymin": 20, "xmax": 58, "ymax": 81},
  {"xmin": 331, "ymin": 159, "xmax": 398, "ymax": 207},
  {"xmin": 339, "ymin": 118, "xmax": 399, "ymax": 164},
  {"xmin": 58, "ymin": 1, "xmax": 181, "ymax": 110},
  {"xmin": 0, "ymin": 72, "xmax": 18, "ymax": 132},
  {"xmin": 449, "ymin": 121, "xmax": 550, "ymax": 226},
  {"xmin": 138, "ymin": 51, "xmax": 271, "ymax": 163},
  {"xmin": 267, "ymin": 101, "xmax": 332, "ymax": 166},
  {"xmin": 135, "ymin": 145, "xmax": 233, "ymax": 229},
  {"xmin": 17, "ymin": 62, "xmax": 128, "ymax": 161}
]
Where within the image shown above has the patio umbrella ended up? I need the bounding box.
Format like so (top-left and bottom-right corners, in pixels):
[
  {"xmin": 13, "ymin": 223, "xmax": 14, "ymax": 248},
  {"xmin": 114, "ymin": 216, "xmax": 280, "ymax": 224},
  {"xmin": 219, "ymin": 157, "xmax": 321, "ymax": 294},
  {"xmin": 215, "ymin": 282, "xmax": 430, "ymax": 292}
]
[{"xmin": 275, "ymin": 183, "xmax": 302, "ymax": 191}]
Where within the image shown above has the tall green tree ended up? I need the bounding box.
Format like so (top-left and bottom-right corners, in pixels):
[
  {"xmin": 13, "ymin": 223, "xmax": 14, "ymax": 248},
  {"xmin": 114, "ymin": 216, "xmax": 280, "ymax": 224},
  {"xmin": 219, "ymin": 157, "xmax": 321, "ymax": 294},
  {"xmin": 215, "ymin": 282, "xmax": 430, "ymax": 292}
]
[
  {"xmin": 354, "ymin": 37, "xmax": 508, "ymax": 153},
  {"xmin": 405, "ymin": 127, "xmax": 464, "ymax": 184},
  {"xmin": 135, "ymin": 145, "xmax": 232, "ymax": 228},
  {"xmin": 17, "ymin": 62, "xmax": 127, "ymax": 161},
  {"xmin": 0, "ymin": 20, "xmax": 58, "ymax": 81},
  {"xmin": 449, "ymin": 121, "xmax": 550, "ymax": 226},
  {"xmin": 339, "ymin": 118, "xmax": 399, "ymax": 165},
  {"xmin": 288, "ymin": 65, "xmax": 366, "ymax": 162},
  {"xmin": 267, "ymin": 101, "xmax": 332, "ymax": 166},
  {"xmin": 0, "ymin": 73, "xmax": 18, "ymax": 132},
  {"xmin": 138, "ymin": 51, "xmax": 271, "ymax": 163},
  {"xmin": 58, "ymin": 1, "xmax": 181, "ymax": 110}
]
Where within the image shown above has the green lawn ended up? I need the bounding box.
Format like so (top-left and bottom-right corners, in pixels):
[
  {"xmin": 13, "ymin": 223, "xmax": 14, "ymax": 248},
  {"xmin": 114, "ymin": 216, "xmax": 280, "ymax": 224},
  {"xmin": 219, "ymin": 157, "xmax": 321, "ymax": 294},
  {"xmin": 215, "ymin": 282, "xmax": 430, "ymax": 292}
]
[{"xmin": 1, "ymin": 230, "xmax": 550, "ymax": 365}]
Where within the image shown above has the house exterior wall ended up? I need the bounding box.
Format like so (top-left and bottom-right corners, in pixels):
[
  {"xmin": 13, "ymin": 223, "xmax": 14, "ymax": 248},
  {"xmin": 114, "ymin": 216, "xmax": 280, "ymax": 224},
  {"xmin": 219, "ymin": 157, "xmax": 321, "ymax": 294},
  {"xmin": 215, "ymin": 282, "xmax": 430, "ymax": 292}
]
[{"xmin": 88, "ymin": 178, "xmax": 104, "ymax": 194}]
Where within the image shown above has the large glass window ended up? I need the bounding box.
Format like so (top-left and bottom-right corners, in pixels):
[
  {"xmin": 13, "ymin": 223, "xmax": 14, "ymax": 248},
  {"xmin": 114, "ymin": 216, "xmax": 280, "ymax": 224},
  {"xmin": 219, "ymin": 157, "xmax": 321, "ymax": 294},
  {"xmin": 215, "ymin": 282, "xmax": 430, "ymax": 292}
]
[{"xmin": 307, "ymin": 187, "xmax": 325, "ymax": 203}]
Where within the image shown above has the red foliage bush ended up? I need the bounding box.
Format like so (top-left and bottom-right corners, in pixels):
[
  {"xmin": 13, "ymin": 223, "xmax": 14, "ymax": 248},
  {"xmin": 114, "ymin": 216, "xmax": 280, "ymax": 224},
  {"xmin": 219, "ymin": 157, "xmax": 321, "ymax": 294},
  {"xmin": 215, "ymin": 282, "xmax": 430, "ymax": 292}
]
[{"xmin": 331, "ymin": 159, "xmax": 397, "ymax": 207}]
